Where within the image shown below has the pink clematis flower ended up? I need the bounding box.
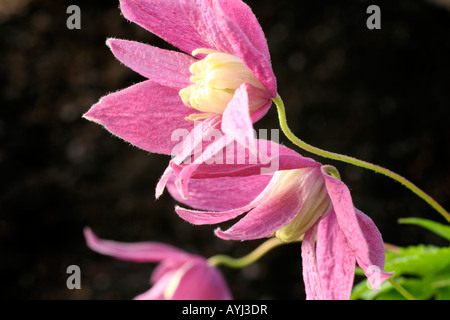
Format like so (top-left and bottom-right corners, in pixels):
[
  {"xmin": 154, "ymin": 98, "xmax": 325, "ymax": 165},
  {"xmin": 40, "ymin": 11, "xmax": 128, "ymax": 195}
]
[
  {"xmin": 84, "ymin": 228, "xmax": 232, "ymax": 300},
  {"xmin": 83, "ymin": 0, "xmax": 277, "ymax": 196},
  {"xmin": 166, "ymin": 140, "xmax": 393, "ymax": 300}
]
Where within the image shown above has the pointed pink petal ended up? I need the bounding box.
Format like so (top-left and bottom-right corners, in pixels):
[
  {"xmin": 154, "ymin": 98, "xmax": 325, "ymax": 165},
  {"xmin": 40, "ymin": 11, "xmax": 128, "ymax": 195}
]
[
  {"xmin": 169, "ymin": 140, "xmax": 320, "ymax": 205},
  {"xmin": 215, "ymin": 177, "xmax": 304, "ymax": 240},
  {"xmin": 222, "ymin": 84, "xmax": 257, "ymax": 153},
  {"xmin": 168, "ymin": 115, "xmax": 222, "ymax": 168},
  {"xmin": 179, "ymin": 115, "xmax": 223, "ymax": 162},
  {"xmin": 214, "ymin": 0, "xmax": 270, "ymax": 62},
  {"xmin": 155, "ymin": 164, "xmax": 175, "ymax": 199},
  {"xmin": 316, "ymin": 209, "xmax": 356, "ymax": 300},
  {"xmin": 182, "ymin": 0, "xmax": 276, "ymax": 95},
  {"xmin": 322, "ymin": 172, "xmax": 392, "ymax": 290},
  {"xmin": 107, "ymin": 39, "xmax": 195, "ymax": 88},
  {"xmin": 175, "ymin": 140, "xmax": 320, "ymax": 180},
  {"xmin": 176, "ymin": 191, "xmax": 255, "ymax": 224},
  {"xmin": 211, "ymin": 0, "xmax": 277, "ymax": 97},
  {"xmin": 156, "ymin": 118, "xmax": 222, "ymax": 199},
  {"xmin": 175, "ymin": 205, "xmax": 246, "ymax": 225},
  {"xmin": 175, "ymin": 135, "xmax": 229, "ymax": 198},
  {"xmin": 174, "ymin": 172, "xmax": 278, "ymax": 225},
  {"xmin": 119, "ymin": 0, "xmax": 212, "ymax": 55},
  {"xmin": 84, "ymin": 228, "xmax": 189, "ymax": 263},
  {"xmin": 155, "ymin": 116, "xmax": 223, "ymax": 198},
  {"xmin": 354, "ymin": 208, "xmax": 394, "ymax": 289},
  {"xmin": 83, "ymin": 80, "xmax": 193, "ymax": 155},
  {"xmin": 168, "ymin": 174, "xmax": 272, "ymax": 212},
  {"xmin": 171, "ymin": 261, "xmax": 232, "ymax": 300},
  {"xmin": 120, "ymin": 0, "xmax": 276, "ymax": 97},
  {"xmin": 301, "ymin": 222, "xmax": 324, "ymax": 300}
]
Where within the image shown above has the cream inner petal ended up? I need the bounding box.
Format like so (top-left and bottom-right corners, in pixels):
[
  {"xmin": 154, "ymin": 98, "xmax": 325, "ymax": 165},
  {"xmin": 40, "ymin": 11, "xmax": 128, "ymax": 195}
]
[
  {"xmin": 273, "ymin": 168, "xmax": 333, "ymax": 242},
  {"xmin": 179, "ymin": 49, "xmax": 266, "ymax": 117}
]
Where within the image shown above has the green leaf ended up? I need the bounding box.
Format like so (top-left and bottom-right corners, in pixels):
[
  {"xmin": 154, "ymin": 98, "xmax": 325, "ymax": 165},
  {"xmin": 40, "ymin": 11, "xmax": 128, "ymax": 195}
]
[
  {"xmin": 435, "ymin": 286, "xmax": 450, "ymax": 300},
  {"xmin": 352, "ymin": 276, "xmax": 450, "ymax": 300},
  {"xmin": 398, "ymin": 217, "xmax": 450, "ymax": 241},
  {"xmin": 352, "ymin": 244, "xmax": 450, "ymax": 300},
  {"xmin": 350, "ymin": 278, "xmax": 393, "ymax": 300},
  {"xmin": 384, "ymin": 245, "xmax": 450, "ymax": 277}
]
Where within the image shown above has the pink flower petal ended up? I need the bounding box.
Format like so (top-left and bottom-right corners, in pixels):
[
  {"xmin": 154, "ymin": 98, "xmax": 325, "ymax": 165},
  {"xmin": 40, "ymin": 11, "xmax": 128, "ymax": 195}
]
[
  {"xmin": 215, "ymin": 178, "xmax": 305, "ymax": 240},
  {"xmin": 150, "ymin": 259, "xmax": 188, "ymax": 284},
  {"xmin": 119, "ymin": 0, "xmax": 213, "ymax": 55},
  {"xmin": 174, "ymin": 135, "xmax": 227, "ymax": 198},
  {"xmin": 354, "ymin": 208, "xmax": 394, "ymax": 290},
  {"xmin": 84, "ymin": 228, "xmax": 189, "ymax": 263},
  {"xmin": 120, "ymin": 0, "xmax": 276, "ymax": 96},
  {"xmin": 83, "ymin": 80, "xmax": 194, "ymax": 155},
  {"xmin": 167, "ymin": 140, "xmax": 321, "ymax": 216},
  {"xmin": 175, "ymin": 205, "xmax": 247, "ymax": 225},
  {"xmin": 171, "ymin": 260, "xmax": 232, "ymax": 300},
  {"xmin": 214, "ymin": 0, "xmax": 271, "ymax": 61},
  {"xmin": 107, "ymin": 39, "xmax": 195, "ymax": 88},
  {"xmin": 249, "ymin": 99, "xmax": 272, "ymax": 124},
  {"xmin": 222, "ymin": 84, "xmax": 257, "ymax": 153},
  {"xmin": 174, "ymin": 134, "xmax": 231, "ymax": 198},
  {"xmin": 316, "ymin": 209, "xmax": 356, "ymax": 300},
  {"xmin": 301, "ymin": 222, "xmax": 324, "ymax": 300},
  {"xmin": 155, "ymin": 164, "xmax": 175, "ymax": 199},
  {"xmin": 175, "ymin": 140, "xmax": 319, "ymax": 180},
  {"xmin": 84, "ymin": 228, "xmax": 231, "ymax": 300},
  {"xmin": 168, "ymin": 174, "xmax": 272, "ymax": 212},
  {"xmin": 211, "ymin": 0, "xmax": 277, "ymax": 96},
  {"xmin": 174, "ymin": 171, "xmax": 280, "ymax": 225},
  {"xmin": 322, "ymin": 173, "xmax": 392, "ymax": 290},
  {"xmin": 155, "ymin": 116, "xmax": 223, "ymax": 198}
]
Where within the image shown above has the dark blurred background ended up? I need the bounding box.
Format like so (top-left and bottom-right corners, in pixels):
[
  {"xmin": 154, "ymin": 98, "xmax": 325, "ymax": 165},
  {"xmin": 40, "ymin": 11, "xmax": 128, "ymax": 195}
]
[{"xmin": 1, "ymin": 0, "xmax": 449, "ymax": 299}]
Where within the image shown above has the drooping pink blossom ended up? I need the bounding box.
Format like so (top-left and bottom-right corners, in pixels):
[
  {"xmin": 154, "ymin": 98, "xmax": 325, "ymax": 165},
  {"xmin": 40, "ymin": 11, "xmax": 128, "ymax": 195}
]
[
  {"xmin": 83, "ymin": 0, "xmax": 277, "ymax": 196},
  {"xmin": 166, "ymin": 140, "xmax": 392, "ymax": 300},
  {"xmin": 84, "ymin": 228, "xmax": 232, "ymax": 300}
]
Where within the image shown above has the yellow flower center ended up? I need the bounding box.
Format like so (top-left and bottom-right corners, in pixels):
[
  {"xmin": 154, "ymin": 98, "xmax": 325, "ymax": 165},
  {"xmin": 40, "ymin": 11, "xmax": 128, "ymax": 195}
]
[
  {"xmin": 273, "ymin": 168, "xmax": 333, "ymax": 242},
  {"xmin": 179, "ymin": 49, "xmax": 266, "ymax": 121}
]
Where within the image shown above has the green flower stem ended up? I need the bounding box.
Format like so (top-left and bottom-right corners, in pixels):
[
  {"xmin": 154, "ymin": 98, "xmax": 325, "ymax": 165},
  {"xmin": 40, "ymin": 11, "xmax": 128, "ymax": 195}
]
[
  {"xmin": 273, "ymin": 94, "xmax": 450, "ymax": 224},
  {"xmin": 388, "ymin": 278, "xmax": 417, "ymax": 300},
  {"xmin": 207, "ymin": 237, "xmax": 286, "ymax": 269}
]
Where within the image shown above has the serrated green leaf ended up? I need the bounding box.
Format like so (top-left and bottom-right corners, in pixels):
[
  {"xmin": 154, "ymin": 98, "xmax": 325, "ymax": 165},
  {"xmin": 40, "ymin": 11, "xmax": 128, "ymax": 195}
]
[{"xmin": 399, "ymin": 217, "xmax": 450, "ymax": 241}]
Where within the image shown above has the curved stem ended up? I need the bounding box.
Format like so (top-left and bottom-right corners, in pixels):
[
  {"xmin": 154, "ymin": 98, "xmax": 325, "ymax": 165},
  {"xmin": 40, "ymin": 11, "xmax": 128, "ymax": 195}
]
[
  {"xmin": 388, "ymin": 278, "xmax": 417, "ymax": 300},
  {"xmin": 273, "ymin": 95, "xmax": 450, "ymax": 224},
  {"xmin": 207, "ymin": 237, "xmax": 286, "ymax": 269}
]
